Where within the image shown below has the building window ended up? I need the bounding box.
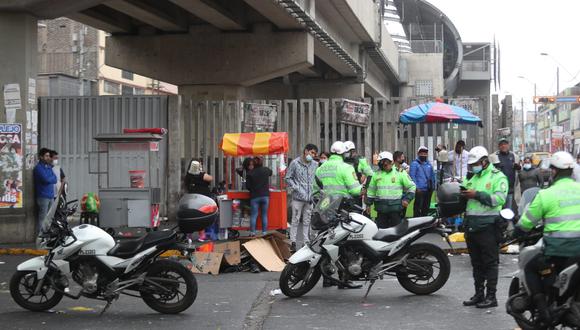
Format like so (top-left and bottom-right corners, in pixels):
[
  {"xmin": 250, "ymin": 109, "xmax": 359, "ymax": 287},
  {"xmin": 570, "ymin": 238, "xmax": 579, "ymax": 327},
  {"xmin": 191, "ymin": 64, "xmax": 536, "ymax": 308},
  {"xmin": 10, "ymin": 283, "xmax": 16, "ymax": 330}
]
[
  {"xmin": 415, "ymin": 80, "xmax": 433, "ymax": 97},
  {"xmin": 104, "ymin": 80, "xmax": 120, "ymax": 94},
  {"xmin": 122, "ymin": 85, "xmax": 134, "ymax": 95},
  {"xmin": 122, "ymin": 70, "xmax": 134, "ymax": 80},
  {"xmin": 134, "ymin": 88, "xmax": 145, "ymax": 95}
]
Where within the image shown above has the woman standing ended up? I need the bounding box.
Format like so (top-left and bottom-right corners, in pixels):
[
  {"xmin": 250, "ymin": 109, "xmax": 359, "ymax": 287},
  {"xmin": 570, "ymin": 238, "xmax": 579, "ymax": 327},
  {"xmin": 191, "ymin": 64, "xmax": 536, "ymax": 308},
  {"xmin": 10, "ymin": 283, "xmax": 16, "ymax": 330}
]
[
  {"xmin": 518, "ymin": 157, "xmax": 543, "ymax": 194},
  {"xmin": 184, "ymin": 159, "xmax": 214, "ymax": 241}
]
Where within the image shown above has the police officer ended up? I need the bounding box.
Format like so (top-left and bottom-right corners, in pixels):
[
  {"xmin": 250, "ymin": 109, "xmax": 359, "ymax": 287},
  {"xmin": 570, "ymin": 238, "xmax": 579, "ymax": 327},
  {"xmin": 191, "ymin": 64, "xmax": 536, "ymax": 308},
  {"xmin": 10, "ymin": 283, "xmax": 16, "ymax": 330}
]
[
  {"xmin": 461, "ymin": 146, "xmax": 508, "ymax": 309},
  {"xmin": 366, "ymin": 152, "xmax": 416, "ymax": 228},
  {"xmin": 314, "ymin": 141, "xmax": 362, "ymax": 289},
  {"xmin": 516, "ymin": 151, "xmax": 580, "ymax": 324},
  {"xmin": 343, "ymin": 141, "xmax": 374, "ymax": 186}
]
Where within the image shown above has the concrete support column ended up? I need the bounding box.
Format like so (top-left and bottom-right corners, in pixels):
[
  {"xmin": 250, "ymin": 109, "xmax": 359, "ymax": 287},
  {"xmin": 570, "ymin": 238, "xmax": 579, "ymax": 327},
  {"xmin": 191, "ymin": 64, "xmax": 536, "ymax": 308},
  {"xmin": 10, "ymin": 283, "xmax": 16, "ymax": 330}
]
[
  {"xmin": 0, "ymin": 13, "xmax": 37, "ymax": 243},
  {"xmin": 166, "ymin": 95, "xmax": 183, "ymax": 222}
]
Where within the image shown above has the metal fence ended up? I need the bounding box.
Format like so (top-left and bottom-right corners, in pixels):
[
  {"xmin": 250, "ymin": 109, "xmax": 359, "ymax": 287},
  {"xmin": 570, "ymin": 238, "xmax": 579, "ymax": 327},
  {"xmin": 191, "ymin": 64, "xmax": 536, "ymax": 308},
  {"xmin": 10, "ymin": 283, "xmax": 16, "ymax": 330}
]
[{"xmin": 39, "ymin": 96, "xmax": 169, "ymax": 204}]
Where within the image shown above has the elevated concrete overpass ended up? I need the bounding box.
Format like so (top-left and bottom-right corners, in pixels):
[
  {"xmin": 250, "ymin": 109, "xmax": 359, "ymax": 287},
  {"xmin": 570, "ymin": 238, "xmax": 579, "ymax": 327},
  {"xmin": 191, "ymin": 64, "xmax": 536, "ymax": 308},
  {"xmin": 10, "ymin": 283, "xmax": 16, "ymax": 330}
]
[{"xmin": 0, "ymin": 0, "xmax": 402, "ymax": 243}]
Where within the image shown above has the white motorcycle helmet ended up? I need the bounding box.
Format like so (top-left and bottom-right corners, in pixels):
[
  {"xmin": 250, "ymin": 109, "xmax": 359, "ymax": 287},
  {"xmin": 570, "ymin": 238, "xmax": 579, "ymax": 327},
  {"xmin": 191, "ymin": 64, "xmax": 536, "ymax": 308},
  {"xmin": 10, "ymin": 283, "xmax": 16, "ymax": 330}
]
[
  {"xmin": 343, "ymin": 141, "xmax": 356, "ymax": 152},
  {"xmin": 467, "ymin": 146, "xmax": 489, "ymax": 165},
  {"xmin": 377, "ymin": 151, "xmax": 394, "ymax": 162},
  {"xmin": 330, "ymin": 141, "xmax": 348, "ymax": 155},
  {"xmin": 548, "ymin": 151, "xmax": 575, "ymax": 169}
]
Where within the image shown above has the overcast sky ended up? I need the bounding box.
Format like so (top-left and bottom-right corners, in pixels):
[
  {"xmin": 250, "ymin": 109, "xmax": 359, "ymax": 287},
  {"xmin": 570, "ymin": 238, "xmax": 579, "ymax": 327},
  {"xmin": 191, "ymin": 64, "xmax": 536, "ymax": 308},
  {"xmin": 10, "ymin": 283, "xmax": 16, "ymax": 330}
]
[{"xmin": 426, "ymin": 0, "xmax": 580, "ymax": 113}]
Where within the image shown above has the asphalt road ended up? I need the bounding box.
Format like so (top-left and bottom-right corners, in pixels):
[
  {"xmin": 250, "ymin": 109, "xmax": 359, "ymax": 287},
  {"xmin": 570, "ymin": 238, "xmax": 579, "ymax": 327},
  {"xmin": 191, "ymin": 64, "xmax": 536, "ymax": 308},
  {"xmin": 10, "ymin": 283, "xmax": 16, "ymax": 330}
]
[{"xmin": 0, "ymin": 254, "xmax": 519, "ymax": 330}]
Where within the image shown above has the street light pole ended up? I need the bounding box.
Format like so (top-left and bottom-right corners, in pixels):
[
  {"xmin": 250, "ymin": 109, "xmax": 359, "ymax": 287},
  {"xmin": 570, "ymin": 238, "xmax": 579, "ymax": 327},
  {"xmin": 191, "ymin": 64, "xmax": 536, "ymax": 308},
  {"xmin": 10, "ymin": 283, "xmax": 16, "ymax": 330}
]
[{"xmin": 534, "ymin": 83, "xmax": 538, "ymax": 150}]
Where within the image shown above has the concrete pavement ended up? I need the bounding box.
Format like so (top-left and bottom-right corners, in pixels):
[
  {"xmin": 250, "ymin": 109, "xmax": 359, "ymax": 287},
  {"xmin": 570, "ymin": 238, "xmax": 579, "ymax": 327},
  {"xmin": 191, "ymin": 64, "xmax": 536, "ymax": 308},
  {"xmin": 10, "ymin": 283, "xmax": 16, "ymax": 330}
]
[{"xmin": 0, "ymin": 253, "xmax": 520, "ymax": 330}]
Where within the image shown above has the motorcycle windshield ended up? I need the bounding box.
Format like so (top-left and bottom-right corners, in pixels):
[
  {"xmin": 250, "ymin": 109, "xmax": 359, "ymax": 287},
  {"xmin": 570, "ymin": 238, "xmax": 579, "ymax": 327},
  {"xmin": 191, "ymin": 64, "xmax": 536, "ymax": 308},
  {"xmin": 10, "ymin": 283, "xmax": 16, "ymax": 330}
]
[
  {"xmin": 519, "ymin": 187, "xmax": 540, "ymax": 216},
  {"xmin": 311, "ymin": 194, "xmax": 343, "ymax": 230}
]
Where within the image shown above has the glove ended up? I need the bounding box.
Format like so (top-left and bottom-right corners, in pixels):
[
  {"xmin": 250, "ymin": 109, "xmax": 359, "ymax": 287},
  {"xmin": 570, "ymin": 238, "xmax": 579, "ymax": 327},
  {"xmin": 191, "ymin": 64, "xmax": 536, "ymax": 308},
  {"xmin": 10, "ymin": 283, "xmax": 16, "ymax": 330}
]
[{"xmin": 510, "ymin": 227, "xmax": 527, "ymax": 240}]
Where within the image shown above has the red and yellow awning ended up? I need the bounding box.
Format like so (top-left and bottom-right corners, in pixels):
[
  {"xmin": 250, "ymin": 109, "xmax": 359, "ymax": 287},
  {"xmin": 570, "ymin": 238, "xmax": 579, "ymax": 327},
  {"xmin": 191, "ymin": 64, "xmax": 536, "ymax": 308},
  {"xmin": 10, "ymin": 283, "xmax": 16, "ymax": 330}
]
[{"xmin": 220, "ymin": 132, "xmax": 289, "ymax": 156}]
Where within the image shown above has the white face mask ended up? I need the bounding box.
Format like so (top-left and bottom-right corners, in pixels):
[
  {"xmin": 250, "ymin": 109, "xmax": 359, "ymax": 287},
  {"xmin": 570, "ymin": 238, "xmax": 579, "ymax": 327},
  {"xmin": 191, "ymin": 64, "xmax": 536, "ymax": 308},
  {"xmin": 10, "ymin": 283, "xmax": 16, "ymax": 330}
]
[
  {"xmin": 52, "ymin": 159, "xmax": 59, "ymax": 166},
  {"xmin": 523, "ymin": 164, "xmax": 532, "ymax": 170}
]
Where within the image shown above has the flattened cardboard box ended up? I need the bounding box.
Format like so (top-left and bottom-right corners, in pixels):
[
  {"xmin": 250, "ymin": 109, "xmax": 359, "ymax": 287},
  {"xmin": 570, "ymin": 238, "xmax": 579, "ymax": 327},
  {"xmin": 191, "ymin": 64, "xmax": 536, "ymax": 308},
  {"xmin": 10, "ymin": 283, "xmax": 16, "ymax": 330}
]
[
  {"xmin": 190, "ymin": 252, "xmax": 223, "ymax": 275},
  {"xmin": 213, "ymin": 241, "xmax": 241, "ymax": 265},
  {"xmin": 242, "ymin": 238, "xmax": 286, "ymax": 272}
]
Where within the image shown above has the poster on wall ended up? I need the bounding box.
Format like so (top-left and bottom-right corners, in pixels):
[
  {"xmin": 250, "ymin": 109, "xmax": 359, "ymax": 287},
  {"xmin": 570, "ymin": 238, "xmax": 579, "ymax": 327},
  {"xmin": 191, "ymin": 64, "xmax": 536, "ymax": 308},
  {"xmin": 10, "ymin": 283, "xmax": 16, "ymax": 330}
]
[
  {"xmin": 0, "ymin": 123, "xmax": 23, "ymax": 208},
  {"xmin": 339, "ymin": 99, "xmax": 372, "ymax": 127},
  {"xmin": 242, "ymin": 103, "xmax": 278, "ymax": 132},
  {"xmin": 449, "ymin": 98, "xmax": 481, "ymax": 118}
]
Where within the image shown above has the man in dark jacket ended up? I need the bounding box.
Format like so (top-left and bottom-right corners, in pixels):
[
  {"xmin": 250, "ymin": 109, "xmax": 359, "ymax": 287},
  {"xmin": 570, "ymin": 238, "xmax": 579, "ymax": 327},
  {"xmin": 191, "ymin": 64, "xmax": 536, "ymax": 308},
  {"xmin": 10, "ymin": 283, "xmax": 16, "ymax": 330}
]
[
  {"xmin": 246, "ymin": 157, "xmax": 273, "ymax": 236},
  {"xmin": 33, "ymin": 148, "xmax": 57, "ymax": 233},
  {"xmin": 496, "ymin": 138, "xmax": 521, "ymax": 211},
  {"xmin": 409, "ymin": 146, "xmax": 435, "ymax": 217}
]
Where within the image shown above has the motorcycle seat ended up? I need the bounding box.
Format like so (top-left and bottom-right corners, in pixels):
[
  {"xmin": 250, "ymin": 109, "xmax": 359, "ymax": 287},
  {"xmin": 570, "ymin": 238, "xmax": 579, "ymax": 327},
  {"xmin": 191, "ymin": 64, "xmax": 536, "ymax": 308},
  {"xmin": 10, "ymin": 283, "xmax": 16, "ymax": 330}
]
[
  {"xmin": 108, "ymin": 230, "xmax": 177, "ymax": 258},
  {"xmin": 373, "ymin": 216, "xmax": 435, "ymax": 242}
]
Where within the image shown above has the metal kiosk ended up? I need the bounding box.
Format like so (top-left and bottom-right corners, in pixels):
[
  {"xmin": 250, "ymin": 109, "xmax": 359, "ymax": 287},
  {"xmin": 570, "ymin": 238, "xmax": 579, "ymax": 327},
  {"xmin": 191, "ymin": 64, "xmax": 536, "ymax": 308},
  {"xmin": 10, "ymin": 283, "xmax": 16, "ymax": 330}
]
[{"xmin": 89, "ymin": 133, "xmax": 163, "ymax": 234}]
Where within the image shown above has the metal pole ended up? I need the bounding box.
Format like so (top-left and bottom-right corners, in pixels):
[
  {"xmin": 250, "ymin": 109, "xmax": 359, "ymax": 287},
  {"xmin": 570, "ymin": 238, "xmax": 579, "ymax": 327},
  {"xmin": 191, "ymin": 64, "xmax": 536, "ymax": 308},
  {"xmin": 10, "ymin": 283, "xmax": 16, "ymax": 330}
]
[
  {"xmin": 557, "ymin": 67, "xmax": 560, "ymax": 95},
  {"xmin": 521, "ymin": 97, "xmax": 525, "ymax": 154},
  {"xmin": 534, "ymin": 83, "xmax": 538, "ymax": 151}
]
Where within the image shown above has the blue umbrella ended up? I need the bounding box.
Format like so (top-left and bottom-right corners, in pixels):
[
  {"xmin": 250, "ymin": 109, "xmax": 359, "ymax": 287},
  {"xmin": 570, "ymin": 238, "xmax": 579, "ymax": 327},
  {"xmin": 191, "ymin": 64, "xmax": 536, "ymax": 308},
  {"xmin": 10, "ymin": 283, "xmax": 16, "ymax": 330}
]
[{"xmin": 399, "ymin": 102, "xmax": 483, "ymax": 127}]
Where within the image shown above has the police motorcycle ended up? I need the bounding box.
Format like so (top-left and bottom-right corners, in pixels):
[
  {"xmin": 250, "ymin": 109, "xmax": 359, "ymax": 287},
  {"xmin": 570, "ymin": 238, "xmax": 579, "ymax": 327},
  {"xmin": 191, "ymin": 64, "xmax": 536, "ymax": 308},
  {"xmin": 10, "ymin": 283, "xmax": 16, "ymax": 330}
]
[
  {"xmin": 10, "ymin": 185, "xmax": 218, "ymax": 314},
  {"xmin": 503, "ymin": 188, "xmax": 580, "ymax": 330},
  {"xmin": 279, "ymin": 183, "xmax": 462, "ymax": 299}
]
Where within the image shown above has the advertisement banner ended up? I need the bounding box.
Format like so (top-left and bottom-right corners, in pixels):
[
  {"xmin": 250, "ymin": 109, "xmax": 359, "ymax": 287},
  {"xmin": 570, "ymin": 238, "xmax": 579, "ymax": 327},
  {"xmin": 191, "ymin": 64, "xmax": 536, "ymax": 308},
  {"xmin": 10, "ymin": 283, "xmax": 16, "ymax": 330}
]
[
  {"xmin": 339, "ymin": 99, "xmax": 372, "ymax": 127},
  {"xmin": 0, "ymin": 123, "xmax": 23, "ymax": 208},
  {"xmin": 243, "ymin": 103, "xmax": 277, "ymax": 132},
  {"xmin": 449, "ymin": 98, "xmax": 481, "ymax": 117}
]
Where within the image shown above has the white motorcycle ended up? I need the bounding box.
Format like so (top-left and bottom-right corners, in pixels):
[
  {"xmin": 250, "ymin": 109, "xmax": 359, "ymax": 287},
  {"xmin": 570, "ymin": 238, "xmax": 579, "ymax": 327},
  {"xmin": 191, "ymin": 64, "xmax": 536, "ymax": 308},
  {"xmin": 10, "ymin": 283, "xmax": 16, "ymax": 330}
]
[
  {"xmin": 503, "ymin": 188, "xmax": 580, "ymax": 330},
  {"xmin": 279, "ymin": 194, "xmax": 453, "ymax": 298},
  {"xmin": 10, "ymin": 190, "xmax": 217, "ymax": 314}
]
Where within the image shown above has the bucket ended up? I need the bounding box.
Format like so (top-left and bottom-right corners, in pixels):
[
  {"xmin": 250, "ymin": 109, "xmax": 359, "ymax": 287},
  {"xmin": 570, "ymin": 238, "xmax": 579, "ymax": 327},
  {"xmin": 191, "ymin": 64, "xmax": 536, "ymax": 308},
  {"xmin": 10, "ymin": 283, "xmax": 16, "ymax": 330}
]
[{"xmin": 129, "ymin": 170, "xmax": 146, "ymax": 188}]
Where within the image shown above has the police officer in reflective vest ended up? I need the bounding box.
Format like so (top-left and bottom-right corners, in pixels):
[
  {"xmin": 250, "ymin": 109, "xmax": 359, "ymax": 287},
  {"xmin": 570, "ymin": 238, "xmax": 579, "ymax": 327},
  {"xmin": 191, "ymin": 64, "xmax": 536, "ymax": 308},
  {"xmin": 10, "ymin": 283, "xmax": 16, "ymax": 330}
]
[
  {"xmin": 314, "ymin": 141, "xmax": 362, "ymax": 289},
  {"xmin": 366, "ymin": 151, "xmax": 416, "ymax": 229},
  {"xmin": 461, "ymin": 146, "xmax": 508, "ymax": 308},
  {"xmin": 516, "ymin": 151, "xmax": 580, "ymax": 324},
  {"xmin": 343, "ymin": 141, "xmax": 374, "ymax": 185}
]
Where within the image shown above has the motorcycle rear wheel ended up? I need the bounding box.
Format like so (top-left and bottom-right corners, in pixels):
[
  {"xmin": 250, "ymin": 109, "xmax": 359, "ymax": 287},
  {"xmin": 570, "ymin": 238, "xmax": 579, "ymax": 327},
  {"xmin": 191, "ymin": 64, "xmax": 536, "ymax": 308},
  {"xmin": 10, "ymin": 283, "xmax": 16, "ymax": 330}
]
[
  {"xmin": 140, "ymin": 260, "xmax": 197, "ymax": 314},
  {"xmin": 396, "ymin": 243, "xmax": 450, "ymax": 295},
  {"xmin": 279, "ymin": 262, "xmax": 321, "ymax": 298},
  {"xmin": 10, "ymin": 271, "xmax": 63, "ymax": 312}
]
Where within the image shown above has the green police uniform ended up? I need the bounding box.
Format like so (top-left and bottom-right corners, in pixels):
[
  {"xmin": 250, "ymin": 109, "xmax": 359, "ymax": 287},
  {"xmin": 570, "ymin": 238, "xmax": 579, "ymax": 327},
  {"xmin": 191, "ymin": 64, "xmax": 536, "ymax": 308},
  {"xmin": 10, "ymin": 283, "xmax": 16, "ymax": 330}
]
[
  {"xmin": 463, "ymin": 164, "xmax": 508, "ymax": 303},
  {"xmin": 519, "ymin": 178, "xmax": 580, "ymax": 257},
  {"xmin": 314, "ymin": 155, "xmax": 362, "ymax": 197},
  {"xmin": 367, "ymin": 168, "xmax": 416, "ymax": 228}
]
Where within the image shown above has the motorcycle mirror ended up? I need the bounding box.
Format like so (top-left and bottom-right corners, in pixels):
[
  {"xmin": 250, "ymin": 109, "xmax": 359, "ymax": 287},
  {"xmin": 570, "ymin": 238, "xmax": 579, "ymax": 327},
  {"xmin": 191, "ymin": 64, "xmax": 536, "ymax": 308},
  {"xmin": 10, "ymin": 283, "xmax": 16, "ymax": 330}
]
[{"xmin": 500, "ymin": 208, "xmax": 515, "ymax": 221}]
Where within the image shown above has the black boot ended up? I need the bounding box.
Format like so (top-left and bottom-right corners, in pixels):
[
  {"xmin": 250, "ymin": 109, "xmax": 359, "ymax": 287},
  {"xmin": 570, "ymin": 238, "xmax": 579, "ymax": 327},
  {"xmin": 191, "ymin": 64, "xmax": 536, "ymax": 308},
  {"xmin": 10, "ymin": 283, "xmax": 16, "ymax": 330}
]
[
  {"xmin": 463, "ymin": 287, "xmax": 485, "ymax": 306},
  {"xmin": 532, "ymin": 293, "xmax": 552, "ymax": 325},
  {"xmin": 322, "ymin": 278, "xmax": 336, "ymax": 288},
  {"xmin": 337, "ymin": 281, "xmax": 363, "ymax": 289},
  {"xmin": 476, "ymin": 292, "xmax": 498, "ymax": 308}
]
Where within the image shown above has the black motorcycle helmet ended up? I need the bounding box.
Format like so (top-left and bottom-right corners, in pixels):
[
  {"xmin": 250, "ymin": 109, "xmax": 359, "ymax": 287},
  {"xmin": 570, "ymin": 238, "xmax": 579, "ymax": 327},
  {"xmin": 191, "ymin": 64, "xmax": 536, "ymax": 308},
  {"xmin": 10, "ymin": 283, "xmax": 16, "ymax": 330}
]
[{"xmin": 437, "ymin": 182, "xmax": 467, "ymax": 217}]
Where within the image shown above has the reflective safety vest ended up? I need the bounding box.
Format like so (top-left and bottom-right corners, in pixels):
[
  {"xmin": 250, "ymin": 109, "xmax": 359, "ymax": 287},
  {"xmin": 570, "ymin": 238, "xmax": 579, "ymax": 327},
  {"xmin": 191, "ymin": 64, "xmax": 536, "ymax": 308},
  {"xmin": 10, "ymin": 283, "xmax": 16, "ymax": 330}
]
[
  {"xmin": 314, "ymin": 155, "xmax": 362, "ymax": 197},
  {"xmin": 464, "ymin": 164, "xmax": 508, "ymax": 231},
  {"xmin": 367, "ymin": 169, "xmax": 416, "ymax": 213},
  {"xmin": 519, "ymin": 178, "xmax": 580, "ymax": 257}
]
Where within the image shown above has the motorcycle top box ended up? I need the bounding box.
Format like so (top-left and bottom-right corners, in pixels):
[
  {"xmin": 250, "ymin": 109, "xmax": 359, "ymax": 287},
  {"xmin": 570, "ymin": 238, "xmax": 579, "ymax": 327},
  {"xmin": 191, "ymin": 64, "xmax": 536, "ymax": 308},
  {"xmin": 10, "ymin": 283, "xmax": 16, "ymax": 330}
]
[
  {"xmin": 436, "ymin": 182, "xmax": 467, "ymax": 217},
  {"xmin": 177, "ymin": 194, "xmax": 218, "ymax": 233}
]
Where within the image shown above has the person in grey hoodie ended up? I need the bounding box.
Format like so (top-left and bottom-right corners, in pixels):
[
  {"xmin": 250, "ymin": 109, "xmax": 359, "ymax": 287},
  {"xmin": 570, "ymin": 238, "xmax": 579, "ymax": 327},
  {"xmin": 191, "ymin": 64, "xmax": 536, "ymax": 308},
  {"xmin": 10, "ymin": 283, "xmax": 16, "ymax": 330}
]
[
  {"xmin": 285, "ymin": 144, "xmax": 318, "ymax": 250},
  {"xmin": 518, "ymin": 157, "xmax": 543, "ymax": 194}
]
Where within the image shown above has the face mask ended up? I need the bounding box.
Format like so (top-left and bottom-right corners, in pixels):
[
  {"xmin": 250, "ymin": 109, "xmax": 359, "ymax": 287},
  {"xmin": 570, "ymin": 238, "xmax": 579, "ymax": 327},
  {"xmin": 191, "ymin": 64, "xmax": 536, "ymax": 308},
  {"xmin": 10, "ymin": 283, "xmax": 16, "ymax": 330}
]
[
  {"xmin": 52, "ymin": 159, "xmax": 59, "ymax": 166},
  {"xmin": 319, "ymin": 159, "xmax": 326, "ymax": 164},
  {"xmin": 523, "ymin": 164, "xmax": 532, "ymax": 170},
  {"xmin": 305, "ymin": 154, "xmax": 313, "ymax": 162},
  {"xmin": 472, "ymin": 165, "xmax": 483, "ymax": 174},
  {"xmin": 419, "ymin": 156, "xmax": 427, "ymax": 162}
]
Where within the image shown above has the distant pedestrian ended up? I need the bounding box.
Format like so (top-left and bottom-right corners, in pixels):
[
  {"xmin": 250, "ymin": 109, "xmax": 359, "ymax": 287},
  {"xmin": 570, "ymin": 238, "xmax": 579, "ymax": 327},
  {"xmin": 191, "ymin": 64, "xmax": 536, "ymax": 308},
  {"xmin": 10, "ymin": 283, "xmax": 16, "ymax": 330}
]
[
  {"xmin": 495, "ymin": 138, "xmax": 521, "ymax": 210},
  {"xmin": 34, "ymin": 148, "xmax": 57, "ymax": 233},
  {"xmin": 449, "ymin": 140, "xmax": 469, "ymax": 179},
  {"xmin": 518, "ymin": 157, "xmax": 543, "ymax": 194},
  {"xmin": 184, "ymin": 159, "xmax": 214, "ymax": 241},
  {"xmin": 573, "ymin": 154, "xmax": 580, "ymax": 182},
  {"xmin": 246, "ymin": 157, "xmax": 273, "ymax": 236},
  {"xmin": 437, "ymin": 150, "xmax": 454, "ymax": 184},
  {"xmin": 318, "ymin": 152, "xmax": 330, "ymax": 166},
  {"xmin": 410, "ymin": 146, "xmax": 435, "ymax": 217},
  {"xmin": 393, "ymin": 151, "xmax": 407, "ymax": 173},
  {"xmin": 49, "ymin": 150, "xmax": 66, "ymax": 197},
  {"xmin": 285, "ymin": 144, "xmax": 318, "ymax": 250}
]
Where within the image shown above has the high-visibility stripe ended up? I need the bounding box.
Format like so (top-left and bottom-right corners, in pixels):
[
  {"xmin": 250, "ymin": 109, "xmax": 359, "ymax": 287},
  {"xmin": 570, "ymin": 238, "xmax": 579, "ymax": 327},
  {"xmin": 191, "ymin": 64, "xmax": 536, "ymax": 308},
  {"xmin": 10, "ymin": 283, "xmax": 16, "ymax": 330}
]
[
  {"xmin": 346, "ymin": 183, "xmax": 361, "ymax": 190},
  {"xmin": 376, "ymin": 185, "xmax": 402, "ymax": 190},
  {"xmin": 559, "ymin": 200, "xmax": 580, "ymax": 208},
  {"xmin": 490, "ymin": 195, "xmax": 498, "ymax": 207},
  {"xmin": 525, "ymin": 210, "xmax": 541, "ymax": 225},
  {"xmin": 545, "ymin": 231, "xmax": 580, "ymax": 238},
  {"xmin": 465, "ymin": 210, "xmax": 499, "ymax": 216},
  {"xmin": 374, "ymin": 196, "xmax": 402, "ymax": 200},
  {"xmin": 544, "ymin": 214, "xmax": 580, "ymax": 224},
  {"xmin": 252, "ymin": 132, "xmax": 271, "ymax": 155}
]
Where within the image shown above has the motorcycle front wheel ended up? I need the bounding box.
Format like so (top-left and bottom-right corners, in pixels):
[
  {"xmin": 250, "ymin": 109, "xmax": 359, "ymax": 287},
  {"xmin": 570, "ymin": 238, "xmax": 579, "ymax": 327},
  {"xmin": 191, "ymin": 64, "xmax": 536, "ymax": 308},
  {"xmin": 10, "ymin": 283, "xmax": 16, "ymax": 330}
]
[
  {"xmin": 279, "ymin": 261, "xmax": 321, "ymax": 298},
  {"xmin": 10, "ymin": 271, "xmax": 63, "ymax": 312},
  {"xmin": 396, "ymin": 243, "xmax": 451, "ymax": 295},
  {"xmin": 140, "ymin": 259, "xmax": 197, "ymax": 314}
]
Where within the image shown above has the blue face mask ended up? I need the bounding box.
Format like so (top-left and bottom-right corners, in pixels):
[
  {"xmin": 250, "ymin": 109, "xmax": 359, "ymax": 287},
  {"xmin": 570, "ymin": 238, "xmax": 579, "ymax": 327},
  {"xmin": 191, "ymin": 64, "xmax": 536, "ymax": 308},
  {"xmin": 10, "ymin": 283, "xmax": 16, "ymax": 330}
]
[
  {"xmin": 472, "ymin": 165, "xmax": 483, "ymax": 174},
  {"xmin": 305, "ymin": 155, "xmax": 313, "ymax": 162}
]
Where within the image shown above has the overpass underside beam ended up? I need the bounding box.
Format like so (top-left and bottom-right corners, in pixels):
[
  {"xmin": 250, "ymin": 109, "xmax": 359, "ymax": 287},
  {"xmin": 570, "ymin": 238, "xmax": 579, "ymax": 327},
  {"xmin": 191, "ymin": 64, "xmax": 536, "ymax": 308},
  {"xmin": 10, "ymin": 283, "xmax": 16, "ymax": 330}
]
[{"xmin": 105, "ymin": 25, "xmax": 314, "ymax": 86}]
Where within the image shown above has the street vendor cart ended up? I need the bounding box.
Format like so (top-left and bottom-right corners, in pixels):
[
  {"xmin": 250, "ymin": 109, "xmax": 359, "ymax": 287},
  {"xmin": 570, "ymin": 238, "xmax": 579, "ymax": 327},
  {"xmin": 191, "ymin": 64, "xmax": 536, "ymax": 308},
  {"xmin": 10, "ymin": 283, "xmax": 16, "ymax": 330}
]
[
  {"xmin": 89, "ymin": 133, "xmax": 163, "ymax": 234},
  {"xmin": 220, "ymin": 132, "xmax": 289, "ymax": 232}
]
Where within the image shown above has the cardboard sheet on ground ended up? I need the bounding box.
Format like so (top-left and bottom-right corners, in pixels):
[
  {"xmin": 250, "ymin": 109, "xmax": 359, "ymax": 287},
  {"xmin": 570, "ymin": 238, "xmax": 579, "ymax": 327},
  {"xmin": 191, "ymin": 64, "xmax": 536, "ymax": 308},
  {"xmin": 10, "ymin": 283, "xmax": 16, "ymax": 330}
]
[
  {"xmin": 190, "ymin": 252, "xmax": 223, "ymax": 275},
  {"xmin": 242, "ymin": 238, "xmax": 286, "ymax": 272},
  {"xmin": 213, "ymin": 241, "xmax": 241, "ymax": 265}
]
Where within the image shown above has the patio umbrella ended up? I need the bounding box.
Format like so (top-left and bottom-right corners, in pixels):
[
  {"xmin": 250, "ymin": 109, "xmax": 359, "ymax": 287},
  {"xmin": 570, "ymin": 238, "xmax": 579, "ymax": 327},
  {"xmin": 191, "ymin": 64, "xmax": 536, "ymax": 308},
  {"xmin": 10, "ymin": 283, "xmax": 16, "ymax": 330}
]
[{"xmin": 399, "ymin": 102, "xmax": 483, "ymax": 127}]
